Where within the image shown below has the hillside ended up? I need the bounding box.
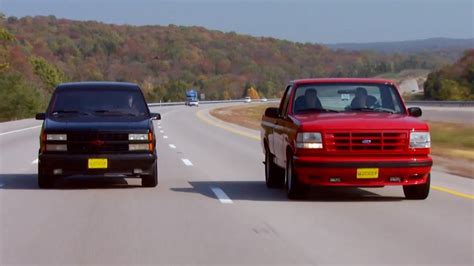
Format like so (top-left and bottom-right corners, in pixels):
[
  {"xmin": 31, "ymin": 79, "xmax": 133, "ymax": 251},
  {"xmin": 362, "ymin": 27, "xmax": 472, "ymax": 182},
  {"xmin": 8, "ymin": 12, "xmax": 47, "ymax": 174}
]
[
  {"xmin": 328, "ymin": 38, "xmax": 473, "ymax": 60},
  {"xmin": 424, "ymin": 49, "xmax": 474, "ymax": 100},
  {"xmin": 0, "ymin": 15, "xmax": 457, "ymax": 121}
]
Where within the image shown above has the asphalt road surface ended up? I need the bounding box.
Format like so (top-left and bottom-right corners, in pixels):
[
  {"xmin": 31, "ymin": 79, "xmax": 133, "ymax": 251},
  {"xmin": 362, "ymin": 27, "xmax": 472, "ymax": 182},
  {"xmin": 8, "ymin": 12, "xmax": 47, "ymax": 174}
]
[{"xmin": 0, "ymin": 104, "xmax": 473, "ymax": 266}]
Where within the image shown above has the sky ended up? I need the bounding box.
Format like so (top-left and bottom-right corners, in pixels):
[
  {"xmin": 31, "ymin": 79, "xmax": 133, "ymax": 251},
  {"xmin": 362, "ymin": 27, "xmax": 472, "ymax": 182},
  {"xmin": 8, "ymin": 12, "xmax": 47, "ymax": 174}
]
[{"xmin": 0, "ymin": 0, "xmax": 473, "ymax": 44}]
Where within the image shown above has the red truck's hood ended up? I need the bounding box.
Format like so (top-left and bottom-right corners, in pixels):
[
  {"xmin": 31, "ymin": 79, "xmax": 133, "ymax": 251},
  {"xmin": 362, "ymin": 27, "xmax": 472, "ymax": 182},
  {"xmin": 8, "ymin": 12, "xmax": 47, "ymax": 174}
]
[{"xmin": 293, "ymin": 112, "xmax": 429, "ymax": 131}]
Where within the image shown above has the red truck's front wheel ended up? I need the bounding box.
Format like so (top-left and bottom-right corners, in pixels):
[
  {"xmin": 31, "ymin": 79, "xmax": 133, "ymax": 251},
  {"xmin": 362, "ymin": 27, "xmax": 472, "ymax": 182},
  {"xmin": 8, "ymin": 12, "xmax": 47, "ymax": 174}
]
[
  {"xmin": 265, "ymin": 149, "xmax": 285, "ymax": 188},
  {"xmin": 285, "ymin": 156, "xmax": 308, "ymax": 199},
  {"xmin": 403, "ymin": 174, "xmax": 430, "ymax": 200}
]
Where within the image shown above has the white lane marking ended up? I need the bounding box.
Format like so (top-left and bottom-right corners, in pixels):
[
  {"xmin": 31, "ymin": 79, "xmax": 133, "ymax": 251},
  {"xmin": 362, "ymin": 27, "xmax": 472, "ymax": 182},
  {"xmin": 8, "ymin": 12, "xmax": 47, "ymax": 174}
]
[
  {"xmin": 0, "ymin": 125, "xmax": 41, "ymax": 136},
  {"xmin": 211, "ymin": 187, "xmax": 233, "ymax": 204},
  {"xmin": 181, "ymin": 159, "xmax": 193, "ymax": 166},
  {"xmin": 169, "ymin": 144, "xmax": 176, "ymax": 149},
  {"xmin": 32, "ymin": 159, "xmax": 38, "ymax": 164},
  {"xmin": 163, "ymin": 135, "xmax": 168, "ymax": 139},
  {"xmin": 158, "ymin": 126, "xmax": 162, "ymax": 129},
  {"xmin": 159, "ymin": 130, "xmax": 164, "ymax": 133}
]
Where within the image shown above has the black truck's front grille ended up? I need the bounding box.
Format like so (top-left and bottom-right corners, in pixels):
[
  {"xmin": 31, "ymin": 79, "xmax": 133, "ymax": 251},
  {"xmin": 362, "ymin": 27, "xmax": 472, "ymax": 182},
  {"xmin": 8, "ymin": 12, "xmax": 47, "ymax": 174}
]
[{"xmin": 66, "ymin": 133, "xmax": 131, "ymax": 154}]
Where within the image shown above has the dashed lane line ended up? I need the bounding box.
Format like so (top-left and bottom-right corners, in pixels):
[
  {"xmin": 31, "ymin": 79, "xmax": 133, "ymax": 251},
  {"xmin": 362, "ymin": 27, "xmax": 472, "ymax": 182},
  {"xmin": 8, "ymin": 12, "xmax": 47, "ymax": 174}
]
[
  {"xmin": 169, "ymin": 144, "xmax": 176, "ymax": 149},
  {"xmin": 181, "ymin": 159, "xmax": 193, "ymax": 166},
  {"xmin": 211, "ymin": 187, "xmax": 233, "ymax": 204}
]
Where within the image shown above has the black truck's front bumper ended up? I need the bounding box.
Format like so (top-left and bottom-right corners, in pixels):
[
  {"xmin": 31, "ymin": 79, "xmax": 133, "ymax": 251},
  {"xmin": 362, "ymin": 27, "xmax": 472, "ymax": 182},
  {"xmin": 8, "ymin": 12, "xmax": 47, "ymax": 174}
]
[{"xmin": 39, "ymin": 153, "xmax": 157, "ymax": 178}]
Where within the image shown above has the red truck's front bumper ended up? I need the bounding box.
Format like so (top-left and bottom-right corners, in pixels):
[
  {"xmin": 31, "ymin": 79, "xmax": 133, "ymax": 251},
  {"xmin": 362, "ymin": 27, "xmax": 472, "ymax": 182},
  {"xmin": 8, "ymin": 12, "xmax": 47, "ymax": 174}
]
[{"xmin": 293, "ymin": 155, "xmax": 432, "ymax": 187}]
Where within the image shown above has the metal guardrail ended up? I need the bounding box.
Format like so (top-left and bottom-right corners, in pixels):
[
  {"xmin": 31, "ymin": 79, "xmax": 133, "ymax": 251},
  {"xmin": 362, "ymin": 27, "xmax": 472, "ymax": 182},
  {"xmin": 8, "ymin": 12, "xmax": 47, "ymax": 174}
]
[
  {"xmin": 148, "ymin": 99, "xmax": 280, "ymax": 107},
  {"xmin": 405, "ymin": 101, "xmax": 474, "ymax": 107},
  {"xmin": 149, "ymin": 99, "xmax": 474, "ymax": 107}
]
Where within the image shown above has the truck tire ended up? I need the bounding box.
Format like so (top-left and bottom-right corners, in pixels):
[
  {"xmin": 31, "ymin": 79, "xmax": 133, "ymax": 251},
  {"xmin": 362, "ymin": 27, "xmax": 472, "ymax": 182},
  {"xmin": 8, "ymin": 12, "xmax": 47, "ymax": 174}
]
[
  {"xmin": 142, "ymin": 163, "xmax": 158, "ymax": 187},
  {"xmin": 265, "ymin": 148, "xmax": 285, "ymax": 188},
  {"xmin": 38, "ymin": 163, "xmax": 53, "ymax": 189},
  {"xmin": 403, "ymin": 174, "xmax": 430, "ymax": 200},
  {"xmin": 285, "ymin": 156, "xmax": 308, "ymax": 199}
]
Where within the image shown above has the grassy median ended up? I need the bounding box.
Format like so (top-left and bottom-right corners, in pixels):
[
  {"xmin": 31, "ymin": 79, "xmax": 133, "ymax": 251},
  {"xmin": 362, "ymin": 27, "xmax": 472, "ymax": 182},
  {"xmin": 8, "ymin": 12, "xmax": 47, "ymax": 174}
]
[{"xmin": 210, "ymin": 104, "xmax": 474, "ymax": 178}]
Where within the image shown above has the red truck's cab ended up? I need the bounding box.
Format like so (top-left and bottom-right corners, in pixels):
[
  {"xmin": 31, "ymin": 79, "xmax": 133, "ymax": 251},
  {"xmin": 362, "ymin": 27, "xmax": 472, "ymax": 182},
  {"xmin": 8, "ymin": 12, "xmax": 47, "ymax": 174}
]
[{"xmin": 261, "ymin": 78, "xmax": 432, "ymax": 199}]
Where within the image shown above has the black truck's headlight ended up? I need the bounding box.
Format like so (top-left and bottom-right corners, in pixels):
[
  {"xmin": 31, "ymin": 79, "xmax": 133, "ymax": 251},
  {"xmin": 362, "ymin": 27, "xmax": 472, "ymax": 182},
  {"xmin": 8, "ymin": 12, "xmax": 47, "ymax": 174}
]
[
  {"xmin": 129, "ymin": 133, "xmax": 148, "ymax": 141},
  {"xmin": 46, "ymin": 144, "xmax": 67, "ymax": 151},
  {"xmin": 46, "ymin": 134, "xmax": 67, "ymax": 141}
]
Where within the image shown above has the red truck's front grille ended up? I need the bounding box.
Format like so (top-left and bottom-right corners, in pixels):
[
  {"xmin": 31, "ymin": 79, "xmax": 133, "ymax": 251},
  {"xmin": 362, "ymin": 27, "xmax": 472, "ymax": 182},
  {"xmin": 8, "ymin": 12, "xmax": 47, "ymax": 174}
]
[{"xmin": 325, "ymin": 131, "xmax": 407, "ymax": 152}]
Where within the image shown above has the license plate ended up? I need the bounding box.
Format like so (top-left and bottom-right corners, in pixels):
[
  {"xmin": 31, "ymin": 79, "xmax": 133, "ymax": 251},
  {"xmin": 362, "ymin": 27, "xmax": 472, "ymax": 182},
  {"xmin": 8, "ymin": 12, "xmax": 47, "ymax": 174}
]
[
  {"xmin": 356, "ymin": 168, "xmax": 379, "ymax": 179},
  {"xmin": 88, "ymin": 158, "xmax": 108, "ymax": 169}
]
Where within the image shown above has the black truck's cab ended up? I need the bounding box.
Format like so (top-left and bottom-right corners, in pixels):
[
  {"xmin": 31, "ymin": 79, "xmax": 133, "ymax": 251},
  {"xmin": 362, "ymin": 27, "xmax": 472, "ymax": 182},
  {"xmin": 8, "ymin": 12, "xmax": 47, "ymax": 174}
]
[{"xmin": 35, "ymin": 82, "xmax": 161, "ymax": 188}]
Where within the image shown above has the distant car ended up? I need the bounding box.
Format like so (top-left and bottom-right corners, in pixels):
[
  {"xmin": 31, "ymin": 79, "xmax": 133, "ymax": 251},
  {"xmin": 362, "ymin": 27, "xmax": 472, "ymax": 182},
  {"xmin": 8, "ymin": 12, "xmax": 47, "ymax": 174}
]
[
  {"xmin": 187, "ymin": 100, "xmax": 199, "ymax": 107},
  {"xmin": 244, "ymin": 97, "xmax": 252, "ymax": 103},
  {"xmin": 35, "ymin": 82, "xmax": 161, "ymax": 188},
  {"xmin": 261, "ymin": 78, "xmax": 432, "ymax": 200},
  {"xmin": 261, "ymin": 98, "xmax": 268, "ymax": 102}
]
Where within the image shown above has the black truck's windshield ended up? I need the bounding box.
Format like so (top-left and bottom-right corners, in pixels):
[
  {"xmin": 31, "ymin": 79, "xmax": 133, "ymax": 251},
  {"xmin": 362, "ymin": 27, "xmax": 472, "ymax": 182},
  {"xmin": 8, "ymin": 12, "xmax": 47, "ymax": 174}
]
[{"xmin": 49, "ymin": 89, "xmax": 149, "ymax": 117}]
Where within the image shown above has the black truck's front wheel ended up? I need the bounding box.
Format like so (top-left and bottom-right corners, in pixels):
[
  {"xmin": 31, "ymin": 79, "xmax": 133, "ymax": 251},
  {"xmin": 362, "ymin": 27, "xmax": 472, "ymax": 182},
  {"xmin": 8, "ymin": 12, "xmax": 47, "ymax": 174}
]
[
  {"xmin": 38, "ymin": 163, "xmax": 54, "ymax": 189},
  {"xmin": 403, "ymin": 174, "xmax": 430, "ymax": 200},
  {"xmin": 142, "ymin": 162, "xmax": 158, "ymax": 187}
]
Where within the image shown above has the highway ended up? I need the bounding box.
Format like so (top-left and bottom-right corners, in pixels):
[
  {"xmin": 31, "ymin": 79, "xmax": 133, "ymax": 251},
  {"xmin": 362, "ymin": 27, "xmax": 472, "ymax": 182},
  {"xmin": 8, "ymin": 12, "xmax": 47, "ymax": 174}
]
[{"xmin": 0, "ymin": 104, "xmax": 473, "ymax": 265}]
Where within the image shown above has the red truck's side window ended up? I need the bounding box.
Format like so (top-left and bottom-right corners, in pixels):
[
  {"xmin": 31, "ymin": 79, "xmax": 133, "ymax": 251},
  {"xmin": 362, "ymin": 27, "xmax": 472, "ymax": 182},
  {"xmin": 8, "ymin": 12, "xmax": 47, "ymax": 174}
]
[{"xmin": 279, "ymin": 85, "xmax": 293, "ymax": 117}]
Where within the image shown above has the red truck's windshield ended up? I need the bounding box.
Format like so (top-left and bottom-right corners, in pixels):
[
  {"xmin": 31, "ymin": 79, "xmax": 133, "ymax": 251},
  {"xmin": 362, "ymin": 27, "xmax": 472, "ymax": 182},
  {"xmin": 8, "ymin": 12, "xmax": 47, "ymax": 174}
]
[{"xmin": 293, "ymin": 83, "xmax": 405, "ymax": 114}]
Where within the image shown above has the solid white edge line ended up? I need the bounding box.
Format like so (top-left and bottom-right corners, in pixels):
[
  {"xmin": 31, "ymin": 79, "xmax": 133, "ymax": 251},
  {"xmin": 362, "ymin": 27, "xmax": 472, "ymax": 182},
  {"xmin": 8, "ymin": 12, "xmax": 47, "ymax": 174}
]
[
  {"xmin": 181, "ymin": 158, "xmax": 193, "ymax": 166},
  {"xmin": 210, "ymin": 187, "xmax": 233, "ymax": 204},
  {"xmin": 169, "ymin": 144, "xmax": 176, "ymax": 149},
  {"xmin": 32, "ymin": 159, "xmax": 38, "ymax": 164},
  {"xmin": 0, "ymin": 125, "xmax": 41, "ymax": 136}
]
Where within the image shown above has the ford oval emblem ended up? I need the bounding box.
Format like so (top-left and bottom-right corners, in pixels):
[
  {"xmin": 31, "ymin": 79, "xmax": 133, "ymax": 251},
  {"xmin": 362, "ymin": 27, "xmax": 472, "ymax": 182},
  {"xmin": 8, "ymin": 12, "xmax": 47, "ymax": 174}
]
[{"xmin": 362, "ymin": 139, "xmax": 371, "ymax": 144}]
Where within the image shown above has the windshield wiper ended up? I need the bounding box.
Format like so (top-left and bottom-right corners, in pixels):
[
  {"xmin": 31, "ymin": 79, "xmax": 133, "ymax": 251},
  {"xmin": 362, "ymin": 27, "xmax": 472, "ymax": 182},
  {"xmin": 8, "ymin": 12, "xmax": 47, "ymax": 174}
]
[
  {"xmin": 94, "ymin": 110, "xmax": 138, "ymax": 116},
  {"xmin": 296, "ymin": 108, "xmax": 340, "ymax": 113},
  {"xmin": 349, "ymin": 107, "xmax": 395, "ymax": 114},
  {"xmin": 51, "ymin": 109, "xmax": 90, "ymax": 116}
]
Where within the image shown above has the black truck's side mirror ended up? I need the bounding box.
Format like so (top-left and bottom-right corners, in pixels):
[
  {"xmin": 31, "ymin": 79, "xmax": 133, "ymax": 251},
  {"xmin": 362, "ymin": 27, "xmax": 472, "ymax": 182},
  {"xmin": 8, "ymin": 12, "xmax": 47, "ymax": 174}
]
[
  {"xmin": 35, "ymin": 113, "xmax": 46, "ymax": 120},
  {"xmin": 408, "ymin": 107, "xmax": 422, "ymax": 117},
  {"xmin": 150, "ymin": 112, "xmax": 161, "ymax": 120},
  {"xmin": 264, "ymin": 107, "xmax": 279, "ymax": 118}
]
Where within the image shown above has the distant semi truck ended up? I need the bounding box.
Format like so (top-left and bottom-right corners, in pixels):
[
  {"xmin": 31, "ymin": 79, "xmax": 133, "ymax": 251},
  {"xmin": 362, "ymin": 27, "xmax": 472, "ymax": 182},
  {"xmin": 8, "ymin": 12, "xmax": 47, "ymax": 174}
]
[{"xmin": 185, "ymin": 89, "xmax": 199, "ymax": 107}]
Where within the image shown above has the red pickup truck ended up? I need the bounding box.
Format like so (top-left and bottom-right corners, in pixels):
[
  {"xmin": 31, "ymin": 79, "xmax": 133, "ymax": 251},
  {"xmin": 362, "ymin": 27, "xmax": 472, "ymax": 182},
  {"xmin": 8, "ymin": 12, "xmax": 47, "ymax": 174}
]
[{"xmin": 261, "ymin": 78, "xmax": 432, "ymax": 200}]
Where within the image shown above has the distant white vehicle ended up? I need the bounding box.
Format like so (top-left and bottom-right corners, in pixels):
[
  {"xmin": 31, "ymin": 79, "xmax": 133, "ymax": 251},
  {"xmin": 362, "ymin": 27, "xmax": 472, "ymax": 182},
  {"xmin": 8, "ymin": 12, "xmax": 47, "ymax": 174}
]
[
  {"xmin": 244, "ymin": 97, "xmax": 252, "ymax": 103},
  {"xmin": 187, "ymin": 100, "xmax": 199, "ymax": 107},
  {"xmin": 260, "ymin": 98, "xmax": 268, "ymax": 102}
]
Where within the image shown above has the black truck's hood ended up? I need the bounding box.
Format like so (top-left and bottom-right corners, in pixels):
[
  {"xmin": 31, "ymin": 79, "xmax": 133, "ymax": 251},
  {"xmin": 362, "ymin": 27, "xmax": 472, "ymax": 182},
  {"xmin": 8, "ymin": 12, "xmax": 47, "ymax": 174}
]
[{"xmin": 44, "ymin": 116, "xmax": 152, "ymax": 133}]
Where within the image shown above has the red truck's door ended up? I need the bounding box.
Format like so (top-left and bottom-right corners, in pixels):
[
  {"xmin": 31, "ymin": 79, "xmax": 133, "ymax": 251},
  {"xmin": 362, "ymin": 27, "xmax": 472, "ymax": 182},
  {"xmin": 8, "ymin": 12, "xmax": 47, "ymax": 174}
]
[{"xmin": 273, "ymin": 85, "xmax": 293, "ymax": 167}]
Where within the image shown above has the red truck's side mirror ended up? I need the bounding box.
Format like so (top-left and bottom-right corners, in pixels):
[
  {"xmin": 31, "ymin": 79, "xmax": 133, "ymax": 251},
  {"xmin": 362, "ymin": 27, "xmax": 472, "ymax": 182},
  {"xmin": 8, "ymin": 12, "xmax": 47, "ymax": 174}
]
[
  {"xmin": 408, "ymin": 107, "xmax": 422, "ymax": 117},
  {"xmin": 265, "ymin": 107, "xmax": 279, "ymax": 118}
]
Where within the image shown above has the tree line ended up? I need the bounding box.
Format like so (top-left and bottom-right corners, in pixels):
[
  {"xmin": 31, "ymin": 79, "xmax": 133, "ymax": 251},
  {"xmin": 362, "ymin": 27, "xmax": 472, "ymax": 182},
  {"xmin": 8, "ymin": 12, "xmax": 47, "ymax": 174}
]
[
  {"xmin": 0, "ymin": 15, "xmax": 460, "ymax": 121},
  {"xmin": 424, "ymin": 50, "xmax": 474, "ymax": 100}
]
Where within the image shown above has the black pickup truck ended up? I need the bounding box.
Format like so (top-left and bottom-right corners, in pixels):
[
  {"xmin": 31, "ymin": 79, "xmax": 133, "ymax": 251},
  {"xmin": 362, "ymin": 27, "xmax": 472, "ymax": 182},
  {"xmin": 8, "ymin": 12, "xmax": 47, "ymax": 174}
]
[{"xmin": 35, "ymin": 82, "xmax": 161, "ymax": 188}]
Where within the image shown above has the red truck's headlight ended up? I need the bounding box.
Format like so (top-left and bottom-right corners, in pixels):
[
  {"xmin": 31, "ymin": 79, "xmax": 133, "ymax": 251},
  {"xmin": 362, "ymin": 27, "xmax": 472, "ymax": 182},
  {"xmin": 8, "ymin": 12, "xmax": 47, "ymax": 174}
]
[
  {"xmin": 410, "ymin": 132, "xmax": 431, "ymax": 148},
  {"xmin": 296, "ymin": 132, "xmax": 323, "ymax": 149}
]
